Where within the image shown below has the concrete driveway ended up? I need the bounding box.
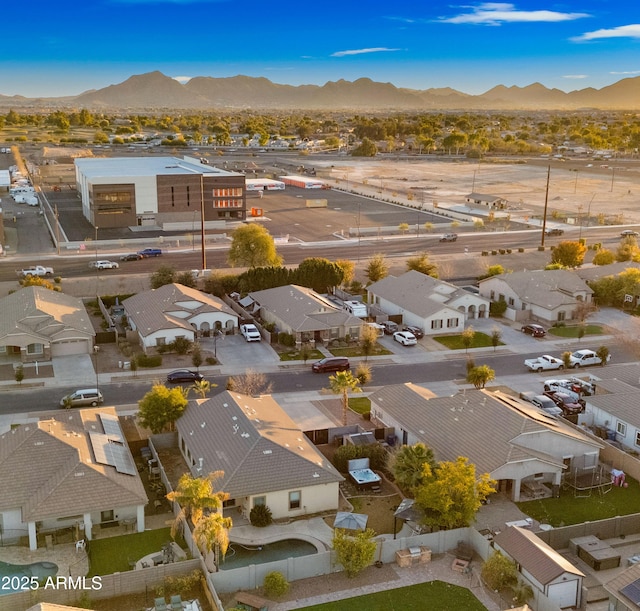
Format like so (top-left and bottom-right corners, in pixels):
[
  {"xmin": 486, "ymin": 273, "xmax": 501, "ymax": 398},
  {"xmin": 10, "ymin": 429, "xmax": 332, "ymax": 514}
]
[{"xmin": 199, "ymin": 333, "xmax": 280, "ymax": 374}]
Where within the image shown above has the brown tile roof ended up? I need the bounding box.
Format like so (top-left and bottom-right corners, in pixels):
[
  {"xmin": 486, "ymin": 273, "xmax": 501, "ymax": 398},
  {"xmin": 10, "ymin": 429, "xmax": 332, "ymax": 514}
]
[
  {"xmin": 0, "ymin": 408, "xmax": 147, "ymax": 522},
  {"xmin": 494, "ymin": 526, "xmax": 584, "ymax": 584},
  {"xmin": 177, "ymin": 391, "xmax": 343, "ymax": 498},
  {"xmin": 605, "ymin": 562, "xmax": 640, "ymax": 609}
]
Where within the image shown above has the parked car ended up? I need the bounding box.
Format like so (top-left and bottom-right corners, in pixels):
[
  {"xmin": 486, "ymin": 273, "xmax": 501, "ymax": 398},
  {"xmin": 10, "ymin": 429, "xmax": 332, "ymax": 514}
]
[
  {"xmin": 544, "ymin": 391, "xmax": 583, "ymax": 415},
  {"xmin": 393, "ymin": 331, "xmax": 417, "ymax": 346},
  {"xmin": 120, "ymin": 253, "xmax": 143, "ymax": 261},
  {"xmin": 569, "ymin": 349, "xmax": 610, "ymax": 368},
  {"xmin": 60, "ymin": 388, "xmax": 104, "ymax": 408},
  {"xmin": 620, "ymin": 230, "xmax": 639, "ymax": 237},
  {"xmin": 166, "ymin": 370, "xmax": 204, "ymax": 384},
  {"xmin": 521, "ymin": 323, "xmax": 546, "ymax": 338},
  {"xmin": 531, "ymin": 395, "xmax": 564, "ymax": 417},
  {"xmin": 382, "ymin": 321, "xmax": 399, "ymax": 335},
  {"xmin": 439, "ymin": 233, "xmax": 458, "ymax": 242},
  {"xmin": 404, "ymin": 325, "xmax": 424, "ymax": 339},
  {"xmin": 90, "ymin": 260, "xmax": 119, "ymax": 270},
  {"xmin": 544, "ymin": 228, "xmax": 564, "ymax": 236},
  {"xmin": 137, "ymin": 248, "xmax": 163, "ymax": 257},
  {"xmin": 312, "ymin": 357, "xmax": 350, "ymax": 373},
  {"xmin": 240, "ymin": 324, "xmax": 261, "ymax": 342}
]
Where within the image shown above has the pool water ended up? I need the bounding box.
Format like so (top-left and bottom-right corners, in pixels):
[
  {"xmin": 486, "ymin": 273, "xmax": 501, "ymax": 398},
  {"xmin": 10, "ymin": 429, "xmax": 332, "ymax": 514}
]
[
  {"xmin": 220, "ymin": 539, "xmax": 317, "ymax": 570},
  {"xmin": 0, "ymin": 560, "xmax": 59, "ymax": 593}
]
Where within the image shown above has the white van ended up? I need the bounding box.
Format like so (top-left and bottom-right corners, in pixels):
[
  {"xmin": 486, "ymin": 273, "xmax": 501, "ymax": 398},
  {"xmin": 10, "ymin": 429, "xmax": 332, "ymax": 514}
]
[
  {"xmin": 60, "ymin": 388, "xmax": 104, "ymax": 408},
  {"xmin": 343, "ymin": 300, "xmax": 367, "ymax": 317}
]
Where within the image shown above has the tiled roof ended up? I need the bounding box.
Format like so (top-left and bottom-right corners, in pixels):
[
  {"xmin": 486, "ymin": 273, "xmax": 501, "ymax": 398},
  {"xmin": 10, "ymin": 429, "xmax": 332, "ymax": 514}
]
[
  {"xmin": 0, "ymin": 286, "xmax": 94, "ymax": 344},
  {"xmin": 370, "ymin": 385, "xmax": 600, "ymax": 475},
  {"xmin": 586, "ymin": 391, "xmax": 640, "ymax": 429},
  {"xmin": 605, "ymin": 562, "xmax": 640, "ymax": 609},
  {"xmin": 495, "ymin": 526, "xmax": 584, "ymax": 584},
  {"xmin": 576, "ymin": 262, "xmax": 640, "ymax": 282},
  {"xmin": 0, "ymin": 408, "xmax": 147, "ymax": 522},
  {"xmin": 123, "ymin": 283, "xmax": 237, "ymax": 336},
  {"xmin": 177, "ymin": 392, "xmax": 343, "ymax": 498}
]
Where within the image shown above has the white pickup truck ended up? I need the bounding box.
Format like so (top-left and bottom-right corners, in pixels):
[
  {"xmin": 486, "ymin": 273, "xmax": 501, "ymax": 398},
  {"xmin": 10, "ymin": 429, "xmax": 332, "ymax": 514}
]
[
  {"xmin": 17, "ymin": 265, "xmax": 54, "ymax": 278},
  {"xmin": 524, "ymin": 354, "xmax": 565, "ymax": 373},
  {"xmin": 240, "ymin": 324, "xmax": 261, "ymax": 342}
]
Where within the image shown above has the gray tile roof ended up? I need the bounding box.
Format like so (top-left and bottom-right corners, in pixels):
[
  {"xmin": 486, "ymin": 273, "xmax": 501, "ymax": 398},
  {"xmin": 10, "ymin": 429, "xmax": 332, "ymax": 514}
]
[
  {"xmin": 576, "ymin": 261, "xmax": 640, "ymax": 282},
  {"xmin": 0, "ymin": 408, "xmax": 147, "ymax": 522},
  {"xmin": 604, "ymin": 562, "xmax": 640, "ymax": 608},
  {"xmin": 495, "ymin": 526, "xmax": 584, "ymax": 584},
  {"xmin": 123, "ymin": 283, "xmax": 237, "ymax": 336},
  {"xmin": 249, "ymin": 285, "xmax": 362, "ymax": 332},
  {"xmin": 177, "ymin": 391, "xmax": 343, "ymax": 498},
  {"xmin": 588, "ymin": 364, "xmax": 640, "ymax": 389},
  {"xmin": 371, "ymin": 384, "xmax": 600, "ymax": 475},
  {"xmin": 586, "ymin": 390, "xmax": 640, "ymax": 428},
  {"xmin": 0, "ymin": 286, "xmax": 94, "ymax": 345}
]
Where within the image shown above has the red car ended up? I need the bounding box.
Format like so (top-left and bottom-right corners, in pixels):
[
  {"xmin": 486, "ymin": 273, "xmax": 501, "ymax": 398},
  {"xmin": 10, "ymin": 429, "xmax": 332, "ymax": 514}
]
[{"xmin": 544, "ymin": 391, "xmax": 583, "ymax": 415}]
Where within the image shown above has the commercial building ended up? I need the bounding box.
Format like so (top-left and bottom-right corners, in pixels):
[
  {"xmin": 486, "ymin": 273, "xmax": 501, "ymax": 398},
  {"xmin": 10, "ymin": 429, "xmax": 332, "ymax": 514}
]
[{"xmin": 74, "ymin": 156, "xmax": 246, "ymax": 229}]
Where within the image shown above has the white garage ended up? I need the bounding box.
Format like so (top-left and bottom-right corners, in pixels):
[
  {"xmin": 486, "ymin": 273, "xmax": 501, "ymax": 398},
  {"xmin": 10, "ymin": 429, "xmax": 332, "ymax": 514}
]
[{"xmin": 51, "ymin": 339, "xmax": 92, "ymax": 357}]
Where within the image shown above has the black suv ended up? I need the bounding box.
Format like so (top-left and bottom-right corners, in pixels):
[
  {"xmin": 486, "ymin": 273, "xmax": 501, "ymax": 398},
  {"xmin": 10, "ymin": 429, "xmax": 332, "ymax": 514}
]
[
  {"xmin": 544, "ymin": 228, "xmax": 564, "ymax": 236},
  {"xmin": 312, "ymin": 357, "xmax": 350, "ymax": 373}
]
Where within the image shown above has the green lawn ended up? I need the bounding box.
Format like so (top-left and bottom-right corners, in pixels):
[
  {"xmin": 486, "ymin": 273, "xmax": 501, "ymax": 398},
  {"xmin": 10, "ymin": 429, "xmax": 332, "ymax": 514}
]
[
  {"xmin": 348, "ymin": 397, "xmax": 371, "ymax": 415},
  {"xmin": 547, "ymin": 325, "xmax": 603, "ymax": 338},
  {"xmin": 279, "ymin": 348, "xmax": 325, "ymax": 362},
  {"xmin": 299, "ymin": 580, "xmax": 487, "ymax": 610},
  {"xmin": 433, "ymin": 332, "xmax": 503, "ymax": 350},
  {"xmin": 87, "ymin": 527, "xmax": 185, "ymax": 576},
  {"xmin": 517, "ymin": 476, "xmax": 640, "ymax": 527},
  {"xmin": 329, "ymin": 344, "xmax": 393, "ymax": 357}
]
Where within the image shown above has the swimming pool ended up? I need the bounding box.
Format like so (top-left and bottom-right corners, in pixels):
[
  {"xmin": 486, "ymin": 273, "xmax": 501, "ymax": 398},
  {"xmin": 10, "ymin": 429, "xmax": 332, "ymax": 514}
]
[
  {"xmin": 220, "ymin": 538, "xmax": 318, "ymax": 570},
  {"xmin": 0, "ymin": 560, "xmax": 59, "ymax": 594}
]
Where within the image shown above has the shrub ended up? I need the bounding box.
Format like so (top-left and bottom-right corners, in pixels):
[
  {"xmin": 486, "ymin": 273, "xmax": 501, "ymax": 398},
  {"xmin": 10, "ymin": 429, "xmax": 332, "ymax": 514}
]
[
  {"xmin": 205, "ymin": 357, "xmax": 218, "ymax": 365},
  {"xmin": 263, "ymin": 322, "xmax": 276, "ymax": 332},
  {"xmin": 135, "ymin": 354, "xmax": 162, "ymax": 368},
  {"xmin": 518, "ymin": 248, "xmax": 524, "ymax": 253},
  {"xmin": 481, "ymin": 251, "xmax": 489, "ymax": 256},
  {"xmin": 333, "ymin": 443, "xmax": 387, "ymax": 473},
  {"xmin": 263, "ymin": 571, "xmax": 289, "ymax": 598},
  {"xmin": 538, "ymin": 246, "xmax": 545, "ymax": 251},
  {"xmin": 54, "ymin": 276, "xmax": 62, "ymax": 284},
  {"xmin": 14, "ymin": 365, "xmax": 24, "ymax": 385},
  {"xmin": 489, "ymin": 298, "xmax": 508, "ymax": 317},
  {"xmin": 249, "ymin": 504, "xmax": 273, "ymax": 527},
  {"xmin": 278, "ymin": 332, "xmax": 296, "ymax": 347},
  {"xmin": 169, "ymin": 337, "xmax": 193, "ymax": 355}
]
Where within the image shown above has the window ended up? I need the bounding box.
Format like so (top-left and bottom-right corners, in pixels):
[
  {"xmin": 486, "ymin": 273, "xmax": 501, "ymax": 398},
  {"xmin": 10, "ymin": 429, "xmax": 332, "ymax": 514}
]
[
  {"xmin": 431, "ymin": 320, "xmax": 443, "ymax": 330},
  {"xmin": 617, "ymin": 421, "xmax": 627, "ymax": 436},
  {"xmin": 213, "ymin": 199, "xmax": 242, "ymax": 208},
  {"xmin": 498, "ymin": 293, "xmax": 505, "ymax": 303},
  {"xmin": 289, "ymin": 491, "xmax": 301, "ymax": 510},
  {"xmin": 27, "ymin": 343, "xmax": 43, "ymax": 355},
  {"xmin": 253, "ymin": 496, "xmax": 266, "ymax": 507},
  {"xmin": 636, "ymin": 432, "xmax": 640, "ymax": 447},
  {"xmin": 447, "ymin": 318, "xmax": 459, "ymax": 328},
  {"xmin": 156, "ymin": 337, "xmax": 166, "ymax": 346},
  {"xmin": 557, "ymin": 311, "xmax": 566, "ymax": 322},
  {"xmin": 508, "ymin": 297, "xmax": 515, "ymax": 307},
  {"xmin": 213, "ymin": 187, "xmax": 243, "ymax": 197},
  {"xmin": 490, "ymin": 290, "xmax": 495, "ymax": 300}
]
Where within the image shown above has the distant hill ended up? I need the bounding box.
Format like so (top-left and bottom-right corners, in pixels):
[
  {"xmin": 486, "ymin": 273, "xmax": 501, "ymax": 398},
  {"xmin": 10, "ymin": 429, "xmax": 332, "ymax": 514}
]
[{"xmin": 2, "ymin": 71, "xmax": 640, "ymax": 111}]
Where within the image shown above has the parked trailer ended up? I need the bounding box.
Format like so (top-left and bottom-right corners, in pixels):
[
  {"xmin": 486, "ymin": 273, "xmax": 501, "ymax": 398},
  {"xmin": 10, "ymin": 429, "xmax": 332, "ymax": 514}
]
[
  {"xmin": 280, "ymin": 175, "xmax": 325, "ymax": 189},
  {"xmin": 245, "ymin": 178, "xmax": 285, "ymax": 191}
]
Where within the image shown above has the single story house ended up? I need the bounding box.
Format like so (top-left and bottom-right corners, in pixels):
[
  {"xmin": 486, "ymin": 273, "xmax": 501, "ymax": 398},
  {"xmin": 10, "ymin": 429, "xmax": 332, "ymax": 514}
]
[
  {"xmin": 124, "ymin": 283, "xmax": 238, "ymax": 353},
  {"xmin": 494, "ymin": 526, "xmax": 584, "ymax": 609},
  {"xmin": 465, "ymin": 192, "xmax": 508, "ymax": 209},
  {"xmin": 605, "ymin": 562, "xmax": 640, "ymax": 610},
  {"xmin": 369, "ymin": 384, "xmax": 603, "ymax": 501},
  {"xmin": 478, "ymin": 269, "xmax": 594, "ymax": 325},
  {"xmin": 0, "ymin": 408, "xmax": 147, "ymax": 550},
  {"xmin": 367, "ymin": 270, "xmax": 489, "ymax": 334},
  {"xmin": 176, "ymin": 391, "xmax": 343, "ymax": 520},
  {"xmin": 248, "ymin": 284, "xmax": 363, "ymax": 345},
  {"xmin": 0, "ymin": 286, "xmax": 94, "ymax": 362}
]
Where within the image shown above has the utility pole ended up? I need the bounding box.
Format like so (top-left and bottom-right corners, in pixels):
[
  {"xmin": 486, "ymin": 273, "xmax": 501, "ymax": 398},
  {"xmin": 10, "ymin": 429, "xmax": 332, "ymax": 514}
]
[{"xmin": 200, "ymin": 174, "xmax": 207, "ymax": 271}]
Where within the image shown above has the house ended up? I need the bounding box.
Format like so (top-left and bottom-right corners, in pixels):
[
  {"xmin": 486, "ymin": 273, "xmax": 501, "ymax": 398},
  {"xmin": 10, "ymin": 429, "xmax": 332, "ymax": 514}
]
[
  {"xmin": 248, "ymin": 284, "xmax": 363, "ymax": 345},
  {"xmin": 0, "ymin": 408, "xmax": 147, "ymax": 550},
  {"xmin": 478, "ymin": 269, "xmax": 593, "ymax": 325},
  {"xmin": 369, "ymin": 384, "xmax": 603, "ymax": 501},
  {"xmin": 605, "ymin": 562, "xmax": 640, "ymax": 610},
  {"xmin": 176, "ymin": 391, "xmax": 343, "ymax": 520},
  {"xmin": 575, "ymin": 261, "xmax": 640, "ymax": 284},
  {"xmin": 367, "ymin": 270, "xmax": 489, "ymax": 333},
  {"xmin": 494, "ymin": 526, "xmax": 584, "ymax": 609},
  {"xmin": 123, "ymin": 283, "xmax": 238, "ymax": 353},
  {"xmin": 0, "ymin": 286, "xmax": 94, "ymax": 362},
  {"xmin": 465, "ymin": 192, "xmax": 508, "ymax": 209}
]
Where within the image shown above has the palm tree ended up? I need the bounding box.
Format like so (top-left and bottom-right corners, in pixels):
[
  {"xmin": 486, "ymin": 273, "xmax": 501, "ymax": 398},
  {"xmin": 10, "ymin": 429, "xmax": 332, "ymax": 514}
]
[
  {"xmin": 193, "ymin": 512, "xmax": 233, "ymax": 569},
  {"xmin": 329, "ymin": 370, "xmax": 361, "ymax": 426},
  {"xmin": 191, "ymin": 379, "xmax": 213, "ymax": 399},
  {"xmin": 166, "ymin": 471, "xmax": 229, "ymax": 538},
  {"xmin": 391, "ymin": 443, "xmax": 436, "ymax": 494}
]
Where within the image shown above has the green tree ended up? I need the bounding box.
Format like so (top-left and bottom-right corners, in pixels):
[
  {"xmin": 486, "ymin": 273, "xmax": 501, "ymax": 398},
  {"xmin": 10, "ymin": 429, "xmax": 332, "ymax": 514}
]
[
  {"xmin": 19, "ymin": 275, "xmax": 59, "ymax": 291},
  {"xmin": 191, "ymin": 379, "xmax": 213, "ymax": 399},
  {"xmin": 478, "ymin": 264, "xmax": 506, "ymax": 280},
  {"xmin": 14, "ymin": 365, "xmax": 24, "ymax": 385},
  {"xmin": 355, "ymin": 362, "xmax": 372, "ymax": 386},
  {"xmin": 228, "ymin": 224, "xmax": 283, "ymax": 269},
  {"xmin": 150, "ymin": 265, "xmax": 176, "ymax": 289},
  {"xmin": 137, "ymin": 383, "xmax": 188, "ymax": 433},
  {"xmin": 193, "ymin": 512, "xmax": 233, "ymax": 568},
  {"xmin": 490, "ymin": 327, "xmax": 502, "ymax": 352},
  {"xmin": 166, "ymin": 471, "xmax": 229, "ymax": 537},
  {"xmin": 596, "ymin": 345, "xmax": 610, "ymax": 366},
  {"xmin": 391, "ymin": 443, "xmax": 436, "ymax": 494},
  {"xmin": 176, "ymin": 271, "xmax": 197, "ymax": 288},
  {"xmin": 351, "ymin": 137, "xmax": 378, "ymax": 157},
  {"xmin": 365, "ymin": 254, "xmax": 389, "ymax": 284},
  {"xmin": 329, "ymin": 370, "xmax": 361, "ymax": 426},
  {"xmin": 299, "ymin": 343, "xmax": 312, "ymax": 364},
  {"xmin": 490, "ymin": 298, "xmax": 508, "ymax": 317},
  {"xmin": 481, "ymin": 551, "xmax": 518, "ymax": 591},
  {"xmin": 550, "ymin": 240, "xmax": 587, "ymax": 268},
  {"xmin": 406, "ymin": 253, "xmax": 438, "ymax": 278},
  {"xmin": 415, "ymin": 456, "xmax": 496, "ymax": 530},
  {"xmin": 263, "ymin": 571, "xmax": 290, "ymax": 598},
  {"xmin": 191, "ymin": 342, "xmax": 203, "ymax": 371},
  {"xmin": 460, "ymin": 326, "xmax": 475, "ymax": 353},
  {"xmin": 294, "ymin": 257, "xmax": 344, "ymax": 293},
  {"xmin": 359, "ymin": 324, "xmax": 379, "ymax": 362},
  {"xmin": 592, "ymin": 248, "xmax": 616, "ymax": 266},
  {"xmin": 617, "ymin": 236, "xmax": 640, "ymax": 262},
  {"xmin": 466, "ymin": 365, "xmax": 495, "ymax": 389},
  {"xmin": 332, "ymin": 528, "xmax": 377, "ymax": 577},
  {"xmin": 335, "ymin": 259, "xmax": 356, "ymax": 287}
]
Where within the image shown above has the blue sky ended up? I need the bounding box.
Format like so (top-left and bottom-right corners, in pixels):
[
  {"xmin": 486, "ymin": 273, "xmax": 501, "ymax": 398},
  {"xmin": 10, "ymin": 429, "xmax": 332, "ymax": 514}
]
[{"xmin": 2, "ymin": 0, "xmax": 640, "ymax": 97}]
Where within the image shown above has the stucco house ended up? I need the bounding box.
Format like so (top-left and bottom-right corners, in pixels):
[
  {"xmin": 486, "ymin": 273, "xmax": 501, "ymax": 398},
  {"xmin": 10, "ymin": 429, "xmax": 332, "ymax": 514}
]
[
  {"xmin": 0, "ymin": 286, "xmax": 94, "ymax": 362},
  {"xmin": 176, "ymin": 391, "xmax": 343, "ymax": 520},
  {"xmin": 248, "ymin": 284, "xmax": 363, "ymax": 345},
  {"xmin": 478, "ymin": 269, "xmax": 593, "ymax": 325},
  {"xmin": 494, "ymin": 526, "xmax": 584, "ymax": 609},
  {"xmin": 0, "ymin": 408, "xmax": 147, "ymax": 550},
  {"xmin": 465, "ymin": 192, "xmax": 508, "ymax": 209},
  {"xmin": 367, "ymin": 270, "xmax": 489, "ymax": 334},
  {"xmin": 369, "ymin": 384, "xmax": 603, "ymax": 502},
  {"xmin": 123, "ymin": 283, "xmax": 238, "ymax": 353}
]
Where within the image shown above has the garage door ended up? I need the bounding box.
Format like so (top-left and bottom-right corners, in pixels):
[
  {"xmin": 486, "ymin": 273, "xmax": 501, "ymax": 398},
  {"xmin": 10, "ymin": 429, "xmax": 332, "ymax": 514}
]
[
  {"xmin": 51, "ymin": 340, "xmax": 89, "ymax": 357},
  {"xmin": 548, "ymin": 578, "xmax": 579, "ymax": 608}
]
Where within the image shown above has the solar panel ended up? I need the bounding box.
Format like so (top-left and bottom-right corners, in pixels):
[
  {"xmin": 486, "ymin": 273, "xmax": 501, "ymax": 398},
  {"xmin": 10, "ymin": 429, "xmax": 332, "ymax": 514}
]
[
  {"xmin": 622, "ymin": 578, "xmax": 640, "ymax": 604},
  {"xmin": 88, "ymin": 432, "xmax": 137, "ymax": 476},
  {"xmin": 89, "ymin": 433, "xmax": 110, "ymax": 466},
  {"xmin": 99, "ymin": 413, "xmax": 123, "ymax": 441},
  {"xmin": 111, "ymin": 444, "xmax": 138, "ymax": 476}
]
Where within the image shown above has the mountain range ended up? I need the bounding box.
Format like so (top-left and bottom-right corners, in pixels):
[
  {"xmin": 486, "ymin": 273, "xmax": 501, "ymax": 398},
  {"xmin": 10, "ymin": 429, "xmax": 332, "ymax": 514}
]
[{"xmin": 2, "ymin": 71, "xmax": 640, "ymax": 111}]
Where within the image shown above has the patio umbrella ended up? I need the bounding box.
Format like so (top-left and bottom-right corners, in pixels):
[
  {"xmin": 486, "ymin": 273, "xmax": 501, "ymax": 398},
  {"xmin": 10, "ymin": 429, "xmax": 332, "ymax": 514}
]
[{"xmin": 333, "ymin": 512, "xmax": 368, "ymax": 531}]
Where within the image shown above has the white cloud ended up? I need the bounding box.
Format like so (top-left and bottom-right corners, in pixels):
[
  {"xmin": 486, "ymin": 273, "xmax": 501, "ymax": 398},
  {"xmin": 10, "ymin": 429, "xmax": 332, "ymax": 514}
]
[
  {"xmin": 563, "ymin": 74, "xmax": 588, "ymax": 79},
  {"xmin": 440, "ymin": 3, "xmax": 589, "ymax": 26},
  {"xmin": 571, "ymin": 24, "xmax": 640, "ymax": 42},
  {"xmin": 610, "ymin": 70, "xmax": 640, "ymax": 75},
  {"xmin": 172, "ymin": 76, "xmax": 192, "ymax": 84},
  {"xmin": 331, "ymin": 47, "xmax": 402, "ymax": 57}
]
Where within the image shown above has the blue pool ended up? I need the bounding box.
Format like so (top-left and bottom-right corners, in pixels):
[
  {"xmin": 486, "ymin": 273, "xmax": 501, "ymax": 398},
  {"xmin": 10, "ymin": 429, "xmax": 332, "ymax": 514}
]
[
  {"xmin": 220, "ymin": 539, "xmax": 318, "ymax": 570},
  {"xmin": 0, "ymin": 560, "xmax": 59, "ymax": 593}
]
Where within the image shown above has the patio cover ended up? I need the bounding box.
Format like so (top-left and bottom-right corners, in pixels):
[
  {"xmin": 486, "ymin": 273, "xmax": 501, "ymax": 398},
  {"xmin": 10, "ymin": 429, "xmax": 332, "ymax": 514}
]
[{"xmin": 333, "ymin": 512, "xmax": 368, "ymax": 531}]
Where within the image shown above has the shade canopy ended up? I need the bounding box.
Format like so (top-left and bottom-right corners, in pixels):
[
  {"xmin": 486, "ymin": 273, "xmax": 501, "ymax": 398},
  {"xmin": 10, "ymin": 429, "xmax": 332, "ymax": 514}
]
[{"xmin": 333, "ymin": 511, "xmax": 368, "ymax": 531}]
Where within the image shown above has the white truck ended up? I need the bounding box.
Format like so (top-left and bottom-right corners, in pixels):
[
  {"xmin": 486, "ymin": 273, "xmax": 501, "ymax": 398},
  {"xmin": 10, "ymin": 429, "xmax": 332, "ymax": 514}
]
[
  {"xmin": 524, "ymin": 354, "xmax": 565, "ymax": 373},
  {"xmin": 17, "ymin": 265, "xmax": 54, "ymax": 278},
  {"xmin": 240, "ymin": 324, "xmax": 261, "ymax": 342}
]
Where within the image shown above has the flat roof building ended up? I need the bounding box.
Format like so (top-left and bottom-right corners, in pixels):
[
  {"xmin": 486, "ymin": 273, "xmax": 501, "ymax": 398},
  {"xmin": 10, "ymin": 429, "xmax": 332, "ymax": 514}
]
[{"xmin": 75, "ymin": 155, "xmax": 246, "ymax": 229}]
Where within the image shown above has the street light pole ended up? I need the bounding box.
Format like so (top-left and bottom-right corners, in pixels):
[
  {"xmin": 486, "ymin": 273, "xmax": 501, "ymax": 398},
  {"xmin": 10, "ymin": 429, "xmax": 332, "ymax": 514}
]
[
  {"xmin": 94, "ymin": 225, "xmax": 99, "ymax": 393},
  {"xmin": 200, "ymin": 174, "xmax": 207, "ymax": 270}
]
